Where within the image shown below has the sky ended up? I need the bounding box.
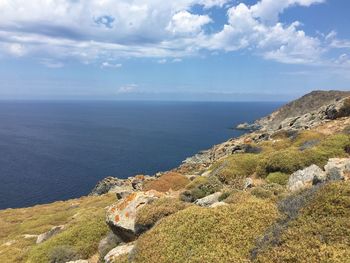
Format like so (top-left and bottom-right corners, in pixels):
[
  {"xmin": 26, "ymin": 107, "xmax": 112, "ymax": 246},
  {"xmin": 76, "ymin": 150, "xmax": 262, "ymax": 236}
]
[{"xmin": 0, "ymin": 0, "xmax": 349, "ymax": 101}]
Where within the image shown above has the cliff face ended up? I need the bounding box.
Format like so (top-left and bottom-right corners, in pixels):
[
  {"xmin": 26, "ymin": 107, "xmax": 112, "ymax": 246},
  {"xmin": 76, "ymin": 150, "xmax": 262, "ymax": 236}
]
[{"xmin": 257, "ymin": 90, "xmax": 350, "ymax": 130}]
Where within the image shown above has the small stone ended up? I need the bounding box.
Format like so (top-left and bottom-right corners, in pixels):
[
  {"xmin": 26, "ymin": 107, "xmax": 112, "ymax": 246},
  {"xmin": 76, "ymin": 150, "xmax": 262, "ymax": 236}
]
[
  {"xmin": 104, "ymin": 244, "xmax": 134, "ymax": 263},
  {"xmin": 36, "ymin": 225, "xmax": 65, "ymax": 244},
  {"xmin": 244, "ymin": 178, "xmax": 254, "ymax": 189}
]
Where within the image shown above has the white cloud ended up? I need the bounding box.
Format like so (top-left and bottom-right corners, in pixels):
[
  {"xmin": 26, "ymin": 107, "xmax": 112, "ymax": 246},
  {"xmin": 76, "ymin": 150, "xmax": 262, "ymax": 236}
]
[
  {"xmin": 172, "ymin": 58, "xmax": 183, "ymax": 63},
  {"xmin": 167, "ymin": 11, "xmax": 212, "ymax": 34},
  {"xmin": 101, "ymin": 62, "xmax": 122, "ymax": 69},
  {"xmin": 0, "ymin": 0, "xmax": 347, "ymax": 69},
  {"xmin": 157, "ymin": 59, "xmax": 167, "ymax": 64},
  {"xmin": 117, "ymin": 84, "xmax": 138, "ymax": 94}
]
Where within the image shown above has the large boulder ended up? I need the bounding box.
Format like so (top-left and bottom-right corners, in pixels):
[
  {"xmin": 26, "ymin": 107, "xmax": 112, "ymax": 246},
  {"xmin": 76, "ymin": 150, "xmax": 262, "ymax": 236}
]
[
  {"xmin": 325, "ymin": 158, "xmax": 350, "ymax": 181},
  {"xmin": 104, "ymin": 244, "xmax": 134, "ymax": 263},
  {"xmin": 36, "ymin": 225, "xmax": 65, "ymax": 244},
  {"xmin": 194, "ymin": 192, "xmax": 222, "ymax": 207},
  {"xmin": 287, "ymin": 165, "xmax": 326, "ymax": 192},
  {"xmin": 106, "ymin": 191, "xmax": 163, "ymax": 242}
]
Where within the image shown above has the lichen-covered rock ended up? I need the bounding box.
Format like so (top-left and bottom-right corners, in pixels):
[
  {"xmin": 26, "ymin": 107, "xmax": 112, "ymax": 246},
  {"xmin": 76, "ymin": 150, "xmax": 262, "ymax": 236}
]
[
  {"xmin": 287, "ymin": 165, "xmax": 326, "ymax": 192},
  {"xmin": 325, "ymin": 158, "xmax": 350, "ymax": 181},
  {"xmin": 194, "ymin": 192, "xmax": 222, "ymax": 207},
  {"xmin": 104, "ymin": 244, "xmax": 134, "ymax": 263},
  {"xmin": 36, "ymin": 225, "xmax": 65, "ymax": 244},
  {"xmin": 106, "ymin": 191, "xmax": 163, "ymax": 242}
]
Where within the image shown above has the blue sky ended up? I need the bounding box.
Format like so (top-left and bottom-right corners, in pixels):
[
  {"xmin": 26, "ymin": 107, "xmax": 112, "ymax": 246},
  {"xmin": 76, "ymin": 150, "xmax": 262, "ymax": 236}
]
[{"xmin": 0, "ymin": 0, "xmax": 349, "ymax": 101}]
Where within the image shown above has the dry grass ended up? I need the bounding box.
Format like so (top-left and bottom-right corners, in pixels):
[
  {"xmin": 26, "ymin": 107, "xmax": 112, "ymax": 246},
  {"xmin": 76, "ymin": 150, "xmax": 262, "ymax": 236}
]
[
  {"xmin": 133, "ymin": 195, "xmax": 279, "ymax": 263},
  {"xmin": 143, "ymin": 172, "xmax": 190, "ymax": 192},
  {"xmin": 0, "ymin": 194, "xmax": 115, "ymax": 263}
]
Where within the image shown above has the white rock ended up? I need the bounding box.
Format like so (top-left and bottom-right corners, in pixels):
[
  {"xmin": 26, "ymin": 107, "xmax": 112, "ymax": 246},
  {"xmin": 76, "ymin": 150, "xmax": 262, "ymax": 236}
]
[
  {"xmin": 209, "ymin": 202, "xmax": 228, "ymax": 208},
  {"xmin": 325, "ymin": 158, "xmax": 350, "ymax": 181},
  {"xmin": 104, "ymin": 244, "xmax": 134, "ymax": 263},
  {"xmin": 195, "ymin": 192, "xmax": 222, "ymax": 207},
  {"xmin": 287, "ymin": 165, "xmax": 326, "ymax": 192},
  {"xmin": 36, "ymin": 225, "xmax": 65, "ymax": 244},
  {"xmin": 65, "ymin": 260, "xmax": 88, "ymax": 263}
]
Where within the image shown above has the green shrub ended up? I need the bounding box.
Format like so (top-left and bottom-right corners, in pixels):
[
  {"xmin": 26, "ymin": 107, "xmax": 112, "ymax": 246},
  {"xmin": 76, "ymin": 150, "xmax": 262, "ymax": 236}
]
[
  {"xmin": 266, "ymin": 172, "xmax": 289, "ymax": 186},
  {"xmin": 181, "ymin": 176, "xmax": 223, "ymax": 202},
  {"xmin": 135, "ymin": 198, "xmax": 190, "ymax": 230},
  {"xmin": 211, "ymin": 154, "xmax": 260, "ymax": 188},
  {"xmin": 27, "ymin": 213, "xmax": 109, "ymax": 263},
  {"xmin": 251, "ymin": 187, "xmax": 273, "ymax": 199},
  {"xmin": 133, "ymin": 197, "xmax": 279, "ymax": 263},
  {"xmin": 256, "ymin": 182, "xmax": 350, "ymax": 262},
  {"xmin": 48, "ymin": 245, "xmax": 80, "ymax": 263}
]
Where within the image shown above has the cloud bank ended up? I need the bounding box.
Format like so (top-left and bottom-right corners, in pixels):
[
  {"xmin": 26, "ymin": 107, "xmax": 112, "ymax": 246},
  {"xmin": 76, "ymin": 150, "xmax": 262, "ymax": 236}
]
[{"xmin": 0, "ymin": 0, "xmax": 348, "ymax": 68}]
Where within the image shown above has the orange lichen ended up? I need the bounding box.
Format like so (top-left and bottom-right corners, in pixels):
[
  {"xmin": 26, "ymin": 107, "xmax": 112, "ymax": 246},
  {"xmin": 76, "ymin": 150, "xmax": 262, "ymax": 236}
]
[{"xmin": 114, "ymin": 215, "xmax": 120, "ymax": 223}]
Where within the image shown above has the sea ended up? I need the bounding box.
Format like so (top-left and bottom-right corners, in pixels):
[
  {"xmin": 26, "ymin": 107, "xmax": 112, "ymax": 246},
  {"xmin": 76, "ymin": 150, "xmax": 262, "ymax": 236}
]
[{"xmin": 0, "ymin": 101, "xmax": 282, "ymax": 209}]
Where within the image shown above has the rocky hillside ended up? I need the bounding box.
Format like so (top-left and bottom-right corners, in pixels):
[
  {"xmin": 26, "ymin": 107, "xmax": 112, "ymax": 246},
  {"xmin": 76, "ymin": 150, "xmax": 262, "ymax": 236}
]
[{"xmin": 1, "ymin": 90, "xmax": 350, "ymax": 263}]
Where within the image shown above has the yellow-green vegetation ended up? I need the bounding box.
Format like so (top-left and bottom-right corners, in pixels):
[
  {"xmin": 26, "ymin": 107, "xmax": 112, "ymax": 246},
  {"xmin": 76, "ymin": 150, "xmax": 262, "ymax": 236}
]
[
  {"xmin": 266, "ymin": 172, "xmax": 289, "ymax": 185},
  {"xmin": 0, "ymin": 194, "xmax": 115, "ymax": 263},
  {"xmin": 181, "ymin": 176, "xmax": 222, "ymax": 201},
  {"xmin": 113, "ymin": 254, "xmax": 129, "ymax": 263},
  {"xmin": 211, "ymin": 154, "xmax": 260, "ymax": 187},
  {"xmin": 133, "ymin": 196, "xmax": 279, "ymax": 263},
  {"xmin": 135, "ymin": 198, "xmax": 191, "ymax": 228},
  {"xmin": 257, "ymin": 133, "xmax": 350, "ymax": 177},
  {"xmin": 143, "ymin": 172, "xmax": 190, "ymax": 192},
  {"xmin": 256, "ymin": 182, "xmax": 350, "ymax": 262}
]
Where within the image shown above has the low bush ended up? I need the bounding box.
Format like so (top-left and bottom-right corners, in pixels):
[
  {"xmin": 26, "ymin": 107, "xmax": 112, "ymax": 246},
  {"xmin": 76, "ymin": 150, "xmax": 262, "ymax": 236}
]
[
  {"xmin": 27, "ymin": 213, "xmax": 109, "ymax": 263},
  {"xmin": 266, "ymin": 172, "xmax": 289, "ymax": 186},
  {"xmin": 135, "ymin": 198, "xmax": 190, "ymax": 231},
  {"xmin": 251, "ymin": 187, "xmax": 273, "ymax": 199},
  {"xmin": 143, "ymin": 172, "xmax": 190, "ymax": 192},
  {"xmin": 133, "ymin": 197, "xmax": 279, "ymax": 263},
  {"xmin": 181, "ymin": 176, "xmax": 223, "ymax": 202},
  {"xmin": 48, "ymin": 245, "xmax": 80, "ymax": 263},
  {"xmin": 256, "ymin": 182, "xmax": 350, "ymax": 262},
  {"xmin": 210, "ymin": 154, "xmax": 260, "ymax": 188}
]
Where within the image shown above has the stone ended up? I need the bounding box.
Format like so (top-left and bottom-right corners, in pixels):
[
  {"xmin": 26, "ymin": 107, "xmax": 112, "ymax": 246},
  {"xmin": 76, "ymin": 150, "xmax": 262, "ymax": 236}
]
[
  {"xmin": 98, "ymin": 232, "xmax": 121, "ymax": 259},
  {"xmin": 104, "ymin": 244, "xmax": 134, "ymax": 263},
  {"xmin": 90, "ymin": 177, "xmax": 131, "ymax": 196},
  {"xmin": 209, "ymin": 201, "xmax": 228, "ymax": 208},
  {"xmin": 244, "ymin": 178, "xmax": 254, "ymax": 189},
  {"xmin": 36, "ymin": 225, "xmax": 65, "ymax": 244},
  {"xmin": 325, "ymin": 158, "xmax": 350, "ymax": 181},
  {"xmin": 194, "ymin": 192, "xmax": 222, "ymax": 207},
  {"xmin": 287, "ymin": 165, "xmax": 326, "ymax": 192},
  {"xmin": 106, "ymin": 191, "xmax": 163, "ymax": 242}
]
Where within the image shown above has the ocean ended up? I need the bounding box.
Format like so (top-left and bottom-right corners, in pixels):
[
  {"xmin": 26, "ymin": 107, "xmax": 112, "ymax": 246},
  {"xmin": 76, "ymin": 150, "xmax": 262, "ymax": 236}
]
[{"xmin": 0, "ymin": 101, "xmax": 281, "ymax": 209}]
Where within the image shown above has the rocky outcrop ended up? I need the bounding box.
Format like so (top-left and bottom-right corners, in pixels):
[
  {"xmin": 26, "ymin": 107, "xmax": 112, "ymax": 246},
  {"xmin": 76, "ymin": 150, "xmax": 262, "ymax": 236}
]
[
  {"xmin": 194, "ymin": 192, "xmax": 222, "ymax": 207},
  {"xmin": 98, "ymin": 232, "xmax": 121, "ymax": 260},
  {"xmin": 235, "ymin": 122, "xmax": 261, "ymax": 131},
  {"xmin": 104, "ymin": 244, "xmax": 134, "ymax": 263},
  {"xmin": 106, "ymin": 191, "xmax": 163, "ymax": 242},
  {"xmin": 90, "ymin": 175, "xmax": 153, "ymax": 196},
  {"xmin": 324, "ymin": 158, "xmax": 350, "ymax": 181},
  {"xmin": 36, "ymin": 225, "xmax": 65, "ymax": 244},
  {"xmin": 287, "ymin": 165, "xmax": 326, "ymax": 192}
]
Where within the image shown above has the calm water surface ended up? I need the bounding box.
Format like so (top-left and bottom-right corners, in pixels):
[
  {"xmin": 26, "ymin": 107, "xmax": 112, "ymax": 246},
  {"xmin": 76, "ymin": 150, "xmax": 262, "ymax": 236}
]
[{"xmin": 0, "ymin": 101, "xmax": 281, "ymax": 209}]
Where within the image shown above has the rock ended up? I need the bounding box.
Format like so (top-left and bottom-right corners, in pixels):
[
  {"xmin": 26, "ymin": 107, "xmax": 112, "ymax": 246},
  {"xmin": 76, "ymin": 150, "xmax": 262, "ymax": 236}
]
[
  {"xmin": 325, "ymin": 158, "xmax": 350, "ymax": 181},
  {"xmin": 287, "ymin": 165, "xmax": 326, "ymax": 192},
  {"xmin": 244, "ymin": 178, "xmax": 254, "ymax": 189},
  {"xmin": 36, "ymin": 225, "xmax": 65, "ymax": 244},
  {"xmin": 194, "ymin": 192, "xmax": 222, "ymax": 207},
  {"xmin": 98, "ymin": 232, "xmax": 121, "ymax": 259},
  {"xmin": 235, "ymin": 122, "xmax": 261, "ymax": 131},
  {"xmin": 104, "ymin": 244, "xmax": 134, "ymax": 263},
  {"xmin": 116, "ymin": 190, "xmax": 133, "ymax": 200},
  {"xmin": 90, "ymin": 177, "xmax": 132, "ymax": 196},
  {"xmin": 209, "ymin": 201, "xmax": 228, "ymax": 208},
  {"xmin": 23, "ymin": 234, "xmax": 38, "ymax": 239},
  {"xmin": 106, "ymin": 191, "xmax": 163, "ymax": 242}
]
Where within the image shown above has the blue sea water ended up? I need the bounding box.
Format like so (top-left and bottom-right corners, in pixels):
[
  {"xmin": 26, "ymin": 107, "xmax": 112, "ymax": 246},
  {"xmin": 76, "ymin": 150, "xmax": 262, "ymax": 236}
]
[{"xmin": 0, "ymin": 101, "xmax": 281, "ymax": 209}]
